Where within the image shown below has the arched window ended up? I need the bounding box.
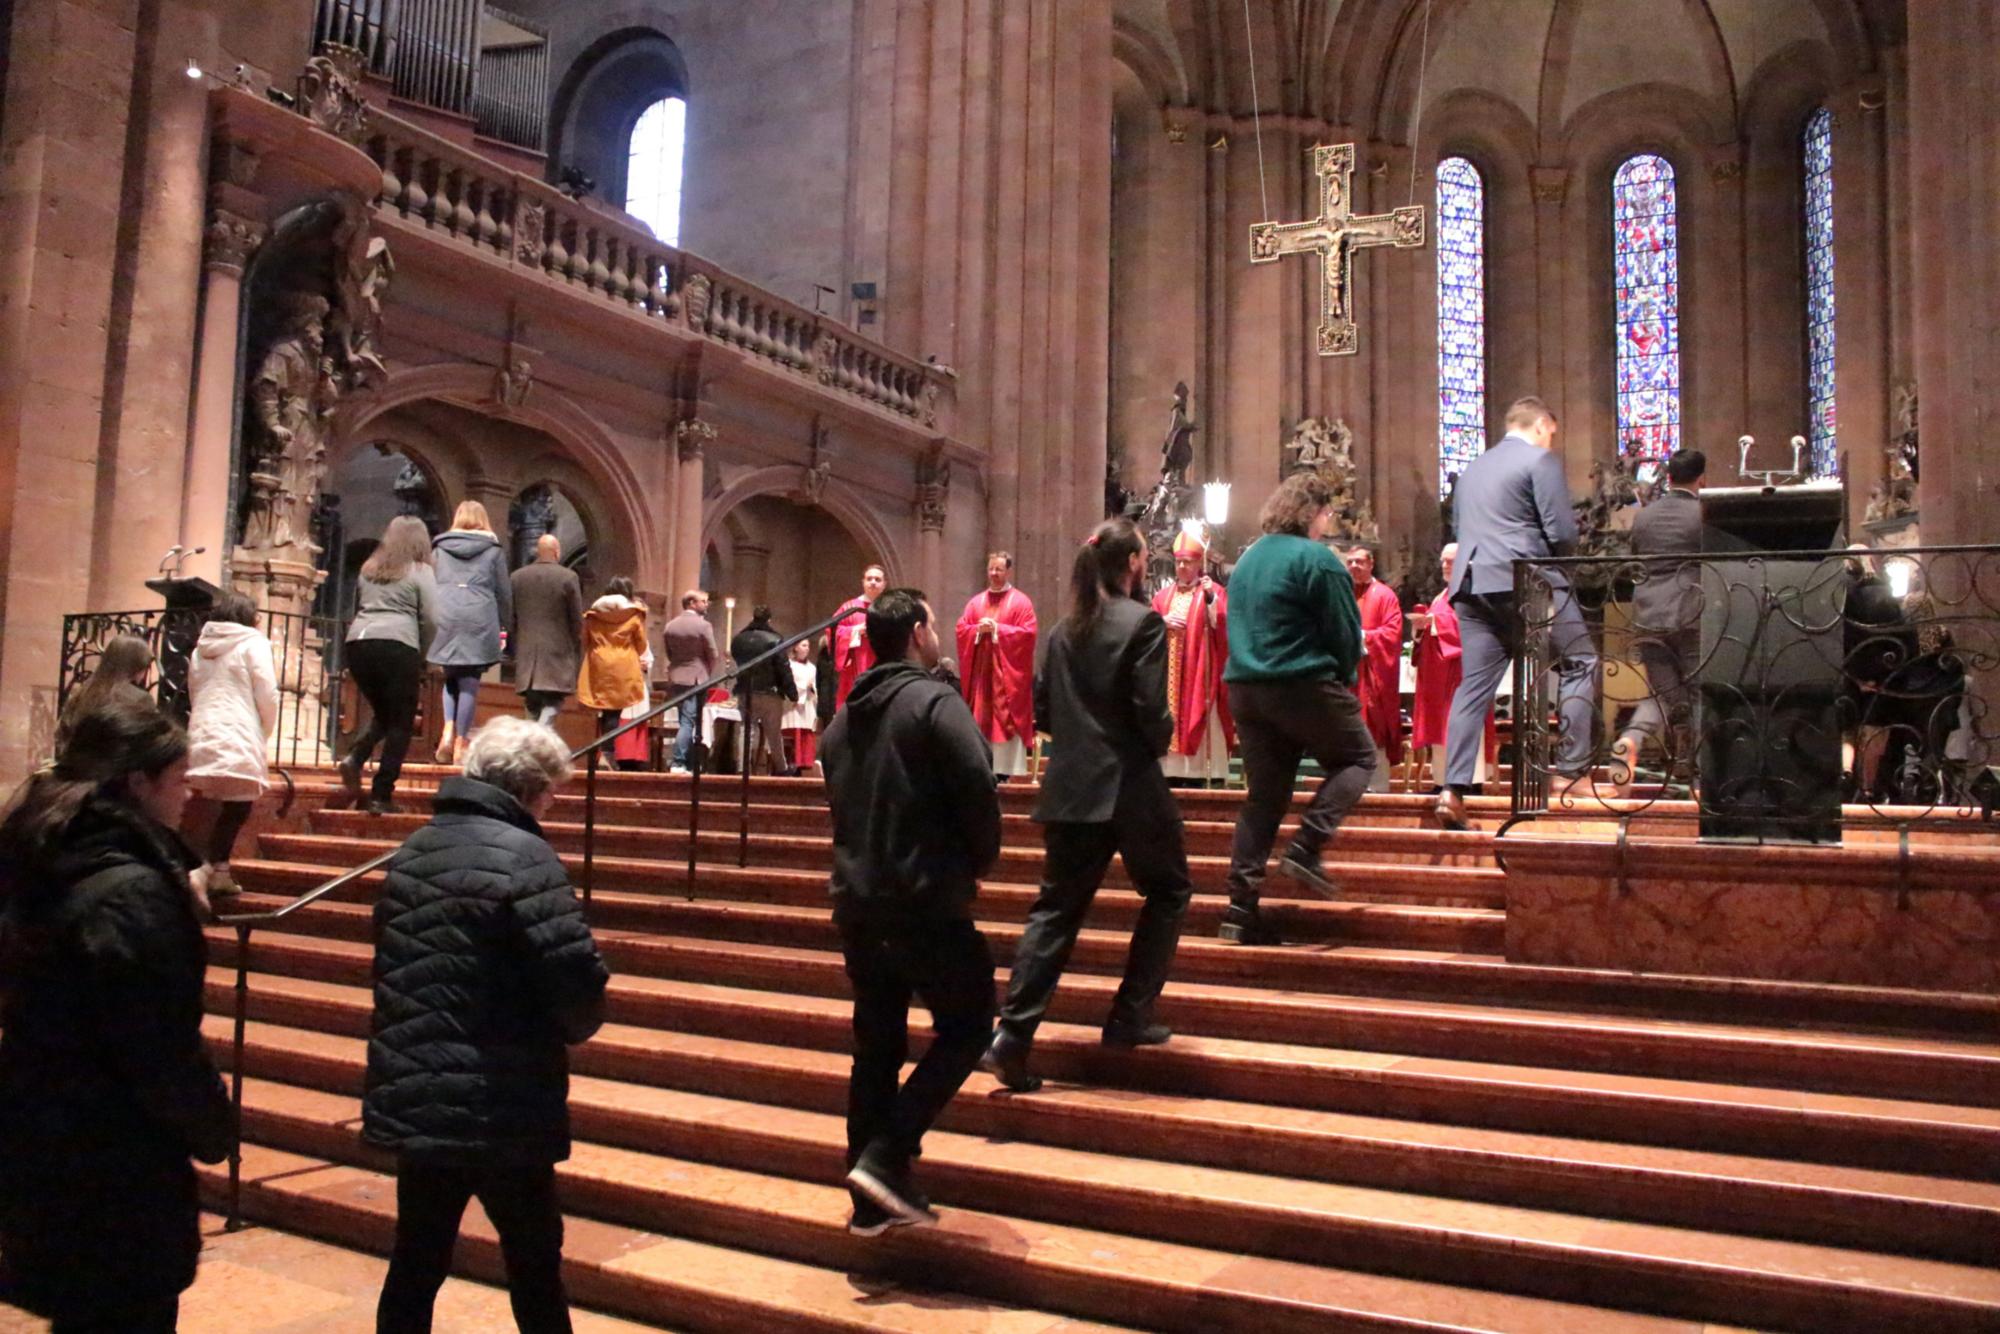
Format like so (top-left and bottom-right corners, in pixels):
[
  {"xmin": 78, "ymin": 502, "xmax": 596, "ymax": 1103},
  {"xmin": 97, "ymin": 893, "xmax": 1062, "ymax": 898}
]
[
  {"xmin": 1612, "ymin": 154, "xmax": 1681, "ymax": 464},
  {"xmin": 1436, "ymin": 156, "xmax": 1486, "ymax": 496},
  {"xmin": 625, "ymin": 95, "xmax": 687, "ymax": 245},
  {"xmin": 1803, "ymin": 107, "xmax": 1836, "ymax": 478}
]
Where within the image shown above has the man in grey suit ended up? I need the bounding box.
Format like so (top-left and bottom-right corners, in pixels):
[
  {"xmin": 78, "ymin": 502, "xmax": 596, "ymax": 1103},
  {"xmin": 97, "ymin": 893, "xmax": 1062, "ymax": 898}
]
[
  {"xmin": 509, "ymin": 534, "xmax": 585, "ymax": 726},
  {"xmin": 1437, "ymin": 397, "xmax": 1598, "ymax": 829},
  {"xmin": 1609, "ymin": 448, "xmax": 1706, "ymax": 791}
]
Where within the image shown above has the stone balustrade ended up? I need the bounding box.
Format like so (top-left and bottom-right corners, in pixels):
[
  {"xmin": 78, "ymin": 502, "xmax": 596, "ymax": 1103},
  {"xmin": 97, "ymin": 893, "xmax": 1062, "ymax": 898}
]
[{"xmin": 362, "ymin": 113, "xmax": 952, "ymax": 431}]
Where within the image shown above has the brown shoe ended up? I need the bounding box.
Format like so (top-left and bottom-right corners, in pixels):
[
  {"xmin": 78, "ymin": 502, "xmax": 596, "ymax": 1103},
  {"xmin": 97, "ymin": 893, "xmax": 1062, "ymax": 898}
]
[{"xmin": 1433, "ymin": 789, "xmax": 1469, "ymax": 830}]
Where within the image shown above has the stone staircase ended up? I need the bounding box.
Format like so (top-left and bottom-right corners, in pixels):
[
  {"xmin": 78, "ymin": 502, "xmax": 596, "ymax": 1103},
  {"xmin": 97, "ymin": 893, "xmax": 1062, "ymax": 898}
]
[{"xmin": 201, "ymin": 767, "xmax": 2000, "ymax": 1332}]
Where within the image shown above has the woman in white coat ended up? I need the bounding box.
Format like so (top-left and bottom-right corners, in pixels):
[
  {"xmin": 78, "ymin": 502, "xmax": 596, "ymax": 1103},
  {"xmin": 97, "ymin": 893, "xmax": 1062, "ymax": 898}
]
[{"xmin": 184, "ymin": 589, "xmax": 279, "ymax": 896}]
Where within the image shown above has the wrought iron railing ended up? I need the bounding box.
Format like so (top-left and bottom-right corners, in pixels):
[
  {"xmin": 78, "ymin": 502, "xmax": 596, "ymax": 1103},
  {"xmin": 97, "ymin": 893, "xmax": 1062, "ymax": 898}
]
[
  {"xmin": 213, "ymin": 600, "xmax": 864, "ymax": 1229},
  {"xmin": 59, "ymin": 607, "xmax": 348, "ymax": 768},
  {"xmin": 1508, "ymin": 546, "xmax": 2000, "ymax": 835}
]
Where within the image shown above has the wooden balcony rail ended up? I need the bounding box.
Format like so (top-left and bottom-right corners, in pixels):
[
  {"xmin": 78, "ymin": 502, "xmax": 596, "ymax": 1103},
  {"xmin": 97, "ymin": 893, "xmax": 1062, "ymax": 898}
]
[{"xmin": 363, "ymin": 112, "xmax": 954, "ymax": 431}]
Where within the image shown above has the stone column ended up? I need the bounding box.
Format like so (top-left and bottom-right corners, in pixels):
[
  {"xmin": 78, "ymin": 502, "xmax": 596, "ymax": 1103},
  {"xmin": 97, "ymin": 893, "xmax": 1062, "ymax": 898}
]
[
  {"xmin": 916, "ymin": 447, "xmax": 951, "ymax": 595},
  {"xmin": 462, "ymin": 474, "xmax": 517, "ymax": 540},
  {"xmin": 181, "ymin": 208, "xmax": 265, "ymax": 588},
  {"xmin": 733, "ymin": 542, "xmax": 772, "ymax": 609},
  {"xmin": 674, "ymin": 420, "xmax": 715, "ymax": 598},
  {"xmin": 1832, "ymin": 80, "xmax": 1893, "ymax": 538}
]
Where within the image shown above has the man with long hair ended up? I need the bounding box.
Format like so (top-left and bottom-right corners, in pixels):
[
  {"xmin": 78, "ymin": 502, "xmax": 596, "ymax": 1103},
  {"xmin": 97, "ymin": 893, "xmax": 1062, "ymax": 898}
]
[
  {"xmin": 1217, "ymin": 474, "xmax": 1375, "ymax": 945},
  {"xmin": 820, "ymin": 588, "xmax": 1000, "ymax": 1235},
  {"xmin": 983, "ymin": 517, "xmax": 1192, "ymax": 1092}
]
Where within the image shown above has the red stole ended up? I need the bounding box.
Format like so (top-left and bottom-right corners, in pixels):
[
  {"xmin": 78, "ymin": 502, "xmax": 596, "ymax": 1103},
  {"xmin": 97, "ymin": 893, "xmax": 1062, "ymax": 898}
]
[
  {"xmin": 830, "ymin": 596, "xmax": 874, "ymax": 711},
  {"xmin": 1412, "ymin": 590, "xmax": 1497, "ymax": 758},
  {"xmin": 1151, "ymin": 579, "xmax": 1235, "ymax": 755},
  {"xmin": 955, "ymin": 586, "xmax": 1038, "ymax": 743},
  {"xmin": 1355, "ymin": 577, "xmax": 1404, "ymax": 762}
]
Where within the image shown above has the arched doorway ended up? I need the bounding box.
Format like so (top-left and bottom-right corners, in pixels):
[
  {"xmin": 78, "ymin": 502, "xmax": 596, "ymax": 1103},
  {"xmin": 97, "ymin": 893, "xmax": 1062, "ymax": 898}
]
[
  {"xmin": 703, "ymin": 493, "xmax": 874, "ymax": 638},
  {"xmin": 323, "ymin": 444, "xmax": 447, "ymax": 618},
  {"xmin": 509, "ymin": 482, "xmax": 594, "ymax": 590}
]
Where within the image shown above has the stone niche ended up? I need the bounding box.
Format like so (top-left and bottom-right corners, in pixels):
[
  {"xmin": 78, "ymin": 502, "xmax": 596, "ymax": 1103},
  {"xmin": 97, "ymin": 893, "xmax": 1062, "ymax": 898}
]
[{"xmin": 1501, "ymin": 832, "xmax": 2000, "ymax": 994}]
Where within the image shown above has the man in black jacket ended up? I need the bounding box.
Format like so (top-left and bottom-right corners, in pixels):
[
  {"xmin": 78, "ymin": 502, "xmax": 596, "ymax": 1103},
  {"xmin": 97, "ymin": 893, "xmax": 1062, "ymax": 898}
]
[
  {"xmin": 364, "ymin": 716, "xmax": 610, "ymax": 1333},
  {"xmin": 730, "ymin": 604, "xmax": 798, "ymax": 775},
  {"xmin": 1610, "ymin": 448, "xmax": 1706, "ymax": 791},
  {"xmin": 820, "ymin": 587, "xmax": 1000, "ymax": 1234},
  {"xmin": 983, "ymin": 517, "xmax": 1192, "ymax": 1093}
]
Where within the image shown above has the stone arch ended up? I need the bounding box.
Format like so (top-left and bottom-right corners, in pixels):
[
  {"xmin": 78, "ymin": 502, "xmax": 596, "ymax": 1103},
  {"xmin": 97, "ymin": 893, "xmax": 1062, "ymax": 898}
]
[
  {"xmin": 1113, "ymin": 15, "xmax": 1188, "ymax": 109},
  {"xmin": 548, "ymin": 26, "xmax": 690, "ymax": 210},
  {"xmin": 698, "ymin": 467, "xmax": 905, "ymax": 586},
  {"xmin": 331, "ymin": 362, "xmax": 661, "ymax": 579}
]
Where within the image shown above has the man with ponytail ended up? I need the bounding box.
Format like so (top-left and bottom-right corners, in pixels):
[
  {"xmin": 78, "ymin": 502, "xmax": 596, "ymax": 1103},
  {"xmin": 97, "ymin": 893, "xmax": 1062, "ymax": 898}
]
[
  {"xmin": 1217, "ymin": 473, "xmax": 1378, "ymax": 945},
  {"xmin": 982, "ymin": 517, "xmax": 1193, "ymax": 1093},
  {"xmin": 821, "ymin": 587, "xmax": 1000, "ymax": 1235}
]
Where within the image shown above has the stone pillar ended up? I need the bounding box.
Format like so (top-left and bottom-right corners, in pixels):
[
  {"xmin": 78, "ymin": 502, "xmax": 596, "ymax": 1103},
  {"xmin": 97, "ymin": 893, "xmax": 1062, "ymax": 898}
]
[
  {"xmin": 733, "ymin": 542, "xmax": 772, "ymax": 609},
  {"xmin": 1907, "ymin": 2, "xmax": 2000, "ymax": 547},
  {"xmin": 182, "ymin": 208, "xmax": 265, "ymax": 588},
  {"xmin": 462, "ymin": 474, "xmax": 517, "ymax": 542},
  {"xmin": 1831, "ymin": 80, "xmax": 1893, "ymax": 539},
  {"xmin": 673, "ymin": 420, "xmax": 714, "ymax": 599},
  {"xmin": 917, "ymin": 447, "xmax": 951, "ymax": 596}
]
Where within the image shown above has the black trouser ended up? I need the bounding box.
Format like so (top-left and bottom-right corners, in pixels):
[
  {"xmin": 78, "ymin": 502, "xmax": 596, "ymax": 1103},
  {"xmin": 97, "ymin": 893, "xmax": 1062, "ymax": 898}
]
[
  {"xmin": 1623, "ymin": 627, "xmax": 1699, "ymax": 766},
  {"xmin": 346, "ymin": 639, "xmax": 422, "ymax": 800},
  {"xmin": 1225, "ymin": 678, "xmax": 1377, "ymax": 909},
  {"xmin": 206, "ymin": 798, "xmax": 253, "ymax": 865},
  {"xmin": 50, "ymin": 1299, "xmax": 178, "ymax": 1333},
  {"xmin": 522, "ymin": 690, "xmax": 566, "ymax": 726},
  {"xmin": 376, "ymin": 1158, "xmax": 570, "ymax": 1334},
  {"xmin": 838, "ymin": 913, "xmax": 994, "ymax": 1168},
  {"xmin": 1001, "ymin": 793, "xmax": 1192, "ymax": 1041}
]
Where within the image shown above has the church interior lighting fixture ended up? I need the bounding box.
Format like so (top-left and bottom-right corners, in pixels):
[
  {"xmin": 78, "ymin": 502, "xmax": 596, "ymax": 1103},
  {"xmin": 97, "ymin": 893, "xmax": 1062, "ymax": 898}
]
[{"xmin": 1202, "ymin": 481, "xmax": 1231, "ymax": 528}]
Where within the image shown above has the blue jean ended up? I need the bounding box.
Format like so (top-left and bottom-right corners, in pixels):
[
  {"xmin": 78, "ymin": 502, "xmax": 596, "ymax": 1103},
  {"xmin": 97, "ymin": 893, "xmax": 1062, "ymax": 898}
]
[{"xmin": 670, "ymin": 691, "xmax": 702, "ymax": 767}]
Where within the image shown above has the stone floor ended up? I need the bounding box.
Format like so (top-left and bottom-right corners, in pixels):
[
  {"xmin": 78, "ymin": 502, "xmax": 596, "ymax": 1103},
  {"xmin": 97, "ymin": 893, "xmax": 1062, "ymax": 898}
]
[{"xmin": 0, "ymin": 1215, "xmax": 668, "ymax": 1333}]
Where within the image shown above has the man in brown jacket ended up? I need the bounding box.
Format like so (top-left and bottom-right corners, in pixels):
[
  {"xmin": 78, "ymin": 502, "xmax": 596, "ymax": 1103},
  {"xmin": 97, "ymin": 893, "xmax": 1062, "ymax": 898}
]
[
  {"xmin": 510, "ymin": 535, "xmax": 585, "ymax": 726},
  {"xmin": 662, "ymin": 589, "xmax": 719, "ymax": 772}
]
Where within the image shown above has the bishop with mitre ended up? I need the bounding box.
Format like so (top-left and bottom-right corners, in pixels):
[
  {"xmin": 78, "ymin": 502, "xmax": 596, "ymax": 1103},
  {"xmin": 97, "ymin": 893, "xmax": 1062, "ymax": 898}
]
[
  {"xmin": 956, "ymin": 551, "xmax": 1038, "ymax": 776},
  {"xmin": 1344, "ymin": 545, "xmax": 1403, "ymax": 791},
  {"xmin": 1152, "ymin": 527, "xmax": 1235, "ymax": 782}
]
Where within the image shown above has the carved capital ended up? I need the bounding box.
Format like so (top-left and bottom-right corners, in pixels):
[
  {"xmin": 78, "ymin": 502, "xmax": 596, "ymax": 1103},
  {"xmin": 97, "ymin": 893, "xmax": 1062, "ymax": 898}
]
[
  {"xmin": 1530, "ymin": 167, "xmax": 1568, "ymax": 205},
  {"xmin": 204, "ymin": 209, "xmax": 266, "ymax": 274},
  {"xmin": 916, "ymin": 445, "xmax": 951, "ymax": 533},
  {"xmin": 1709, "ymin": 155, "xmax": 1745, "ymax": 185},
  {"xmin": 675, "ymin": 418, "xmax": 716, "ymax": 463},
  {"xmin": 1162, "ymin": 111, "xmax": 1189, "ymax": 143}
]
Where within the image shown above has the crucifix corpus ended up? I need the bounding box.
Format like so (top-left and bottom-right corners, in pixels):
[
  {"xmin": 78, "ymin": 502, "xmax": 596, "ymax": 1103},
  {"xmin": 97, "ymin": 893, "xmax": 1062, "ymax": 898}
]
[{"xmin": 1249, "ymin": 143, "xmax": 1426, "ymax": 357}]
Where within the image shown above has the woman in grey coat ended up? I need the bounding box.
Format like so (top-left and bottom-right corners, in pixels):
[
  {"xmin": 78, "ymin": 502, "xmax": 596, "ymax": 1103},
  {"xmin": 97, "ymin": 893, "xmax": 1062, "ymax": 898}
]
[{"xmin": 428, "ymin": 500, "xmax": 512, "ymax": 765}]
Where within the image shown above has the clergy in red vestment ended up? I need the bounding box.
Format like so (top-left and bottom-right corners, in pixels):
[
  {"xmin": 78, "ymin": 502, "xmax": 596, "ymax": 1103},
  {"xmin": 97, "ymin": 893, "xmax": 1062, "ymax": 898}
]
[
  {"xmin": 1345, "ymin": 546, "xmax": 1403, "ymax": 791},
  {"xmin": 1151, "ymin": 528, "xmax": 1235, "ymax": 782},
  {"xmin": 828, "ymin": 563, "xmax": 886, "ymax": 713},
  {"xmin": 955, "ymin": 551, "xmax": 1038, "ymax": 776},
  {"xmin": 1409, "ymin": 543, "xmax": 1496, "ymax": 787}
]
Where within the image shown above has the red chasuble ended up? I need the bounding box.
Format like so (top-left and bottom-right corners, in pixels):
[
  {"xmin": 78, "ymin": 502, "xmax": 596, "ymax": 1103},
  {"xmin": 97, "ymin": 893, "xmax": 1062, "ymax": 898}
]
[
  {"xmin": 1354, "ymin": 576, "xmax": 1404, "ymax": 763},
  {"xmin": 1412, "ymin": 590, "xmax": 1498, "ymax": 758},
  {"xmin": 955, "ymin": 586, "xmax": 1038, "ymax": 743},
  {"xmin": 1150, "ymin": 578, "xmax": 1236, "ymax": 755},
  {"xmin": 829, "ymin": 595, "xmax": 874, "ymax": 712}
]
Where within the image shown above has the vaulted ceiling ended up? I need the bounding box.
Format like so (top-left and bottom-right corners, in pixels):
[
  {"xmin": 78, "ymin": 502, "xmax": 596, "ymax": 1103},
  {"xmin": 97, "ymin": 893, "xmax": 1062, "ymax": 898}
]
[{"xmin": 1114, "ymin": 0, "xmax": 1902, "ymax": 143}]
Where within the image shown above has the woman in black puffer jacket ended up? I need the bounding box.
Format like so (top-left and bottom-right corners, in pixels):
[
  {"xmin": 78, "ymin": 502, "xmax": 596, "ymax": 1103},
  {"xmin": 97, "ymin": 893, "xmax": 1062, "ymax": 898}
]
[{"xmin": 0, "ymin": 696, "xmax": 234, "ymax": 1333}]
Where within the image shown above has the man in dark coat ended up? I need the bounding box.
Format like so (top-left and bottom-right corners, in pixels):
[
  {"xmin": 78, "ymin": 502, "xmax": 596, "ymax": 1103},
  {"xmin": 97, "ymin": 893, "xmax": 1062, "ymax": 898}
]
[
  {"xmin": 730, "ymin": 605, "xmax": 798, "ymax": 776},
  {"xmin": 820, "ymin": 588, "xmax": 1000, "ymax": 1236},
  {"xmin": 1611, "ymin": 448, "xmax": 1706, "ymax": 789},
  {"xmin": 983, "ymin": 518, "xmax": 1192, "ymax": 1093},
  {"xmin": 364, "ymin": 716, "xmax": 610, "ymax": 1332},
  {"xmin": 511, "ymin": 534, "xmax": 586, "ymax": 727}
]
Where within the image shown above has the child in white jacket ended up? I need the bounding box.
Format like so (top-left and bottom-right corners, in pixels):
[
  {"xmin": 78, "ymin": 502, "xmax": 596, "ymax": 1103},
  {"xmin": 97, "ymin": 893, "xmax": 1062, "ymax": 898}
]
[{"xmin": 185, "ymin": 590, "xmax": 280, "ymax": 896}]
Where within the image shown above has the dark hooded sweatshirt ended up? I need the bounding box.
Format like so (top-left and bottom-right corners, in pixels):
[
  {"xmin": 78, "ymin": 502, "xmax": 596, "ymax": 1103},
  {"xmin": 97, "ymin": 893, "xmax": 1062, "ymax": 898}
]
[{"xmin": 821, "ymin": 660, "xmax": 1001, "ymax": 923}]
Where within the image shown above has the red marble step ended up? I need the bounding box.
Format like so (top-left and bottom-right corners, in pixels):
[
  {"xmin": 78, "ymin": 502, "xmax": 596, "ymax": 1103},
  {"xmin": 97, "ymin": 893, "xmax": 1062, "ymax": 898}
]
[
  {"xmin": 262, "ymin": 827, "xmax": 1505, "ymax": 911},
  {"xmin": 206, "ymin": 922, "xmax": 2000, "ymax": 1107},
  {"xmin": 203, "ymin": 1137, "xmax": 1134, "ymax": 1333},
  {"xmin": 219, "ymin": 1080, "xmax": 1687, "ymax": 1334},
  {"xmin": 307, "ymin": 806, "xmax": 1503, "ymax": 870},
  {"xmin": 218, "ymin": 883, "xmax": 2000, "ymax": 1035},
  {"xmin": 202, "ymin": 962, "xmax": 2000, "ymax": 1179},
  {"xmin": 238, "ymin": 851, "xmax": 1502, "ymax": 952},
  {"xmin": 211, "ymin": 1025, "xmax": 2000, "ymax": 1331},
  {"xmin": 210, "ymin": 1013, "xmax": 2000, "ymax": 1268}
]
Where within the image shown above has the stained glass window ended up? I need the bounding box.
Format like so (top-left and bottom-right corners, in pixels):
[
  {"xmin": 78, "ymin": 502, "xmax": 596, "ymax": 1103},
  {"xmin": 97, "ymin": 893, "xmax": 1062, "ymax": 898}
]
[
  {"xmin": 1436, "ymin": 157, "xmax": 1486, "ymax": 496},
  {"xmin": 1612, "ymin": 154, "xmax": 1681, "ymax": 463},
  {"xmin": 626, "ymin": 96, "xmax": 687, "ymax": 245},
  {"xmin": 1804, "ymin": 107, "xmax": 1836, "ymax": 478}
]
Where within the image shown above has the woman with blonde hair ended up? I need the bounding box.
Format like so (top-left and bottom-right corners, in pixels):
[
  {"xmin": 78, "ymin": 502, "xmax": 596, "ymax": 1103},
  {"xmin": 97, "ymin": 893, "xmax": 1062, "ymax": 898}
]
[
  {"xmin": 577, "ymin": 577, "xmax": 652, "ymax": 770},
  {"xmin": 428, "ymin": 500, "xmax": 511, "ymax": 765},
  {"xmin": 338, "ymin": 516, "xmax": 437, "ymax": 814}
]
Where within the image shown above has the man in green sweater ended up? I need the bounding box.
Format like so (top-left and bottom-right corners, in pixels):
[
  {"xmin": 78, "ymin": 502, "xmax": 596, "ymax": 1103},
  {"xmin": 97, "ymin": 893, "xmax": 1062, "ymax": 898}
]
[{"xmin": 1218, "ymin": 473, "xmax": 1376, "ymax": 945}]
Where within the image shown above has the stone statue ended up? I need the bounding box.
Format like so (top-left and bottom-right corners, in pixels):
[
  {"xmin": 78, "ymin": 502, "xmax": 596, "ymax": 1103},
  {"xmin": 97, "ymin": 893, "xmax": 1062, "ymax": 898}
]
[
  {"xmin": 331, "ymin": 201, "xmax": 394, "ymax": 387},
  {"xmin": 1281, "ymin": 417, "xmax": 1376, "ymax": 546},
  {"xmin": 244, "ymin": 293, "xmax": 336, "ymax": 553},
  {"xmin": 1893, "ymin": 379, "xmax": 1920, "ymax": 484},
  {"xmin": 1160, "ymin": 382, "xmax": 1196, "ymax": 485}
]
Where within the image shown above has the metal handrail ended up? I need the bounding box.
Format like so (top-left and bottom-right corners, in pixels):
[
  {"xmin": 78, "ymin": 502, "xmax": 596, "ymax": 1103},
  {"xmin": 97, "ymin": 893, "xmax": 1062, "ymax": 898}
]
[{"xmin": 215, "ymin": 600, "xmax": 863, "ymax": 1230}]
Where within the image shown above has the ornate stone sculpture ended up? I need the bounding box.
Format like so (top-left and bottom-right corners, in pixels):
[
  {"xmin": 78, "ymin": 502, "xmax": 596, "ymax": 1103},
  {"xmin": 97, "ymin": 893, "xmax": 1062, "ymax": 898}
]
[
  {"xmin": 330, "ymin": 199, "xmax": 394, "ymax": 387},
  {"xmin": 1281, "ymin": 417, "xmax": 1377, "ymax": 547},
  {"xmin": 204, "ymin": 209, "xmax": 266, "ymax": 275},
  {"xmin": 1893, "ymin": 379, "xmax": 1920, "ymax": 484},
  {"xmin": 296, "ymin": 44, "xmax": 371, "ymax": 145},
  {"xmin": 243, "ymin": 294, "xmax": 336, "ymax": 554},
  {"xmin": 916, "ymin": 445, "xmax": 951, "ymax": 533},
  {"xmin": 675, "ymin": 418, "xmax": 715, "ymax": 462},
  {"xmin": 684, "ymin": 273, "xmax": 713, "ymax": 330},
  {"xmin": 803, "ymin": 418, "xmax": 836, "ymax": 508},
  {"xmin": 1160, "ymin": 381, "xmax": 1197, "ymax": 485},
  {"xmin": 494, "ymin": 352, "xmax": 535, "ymax": 409}
]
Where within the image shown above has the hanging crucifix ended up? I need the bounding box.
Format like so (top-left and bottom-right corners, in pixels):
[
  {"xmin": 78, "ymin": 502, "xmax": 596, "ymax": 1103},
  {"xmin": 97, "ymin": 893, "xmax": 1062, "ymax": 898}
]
[{"xmin": 1249, "ymin": 143, "xmax": 1426, "ymax": 357}]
